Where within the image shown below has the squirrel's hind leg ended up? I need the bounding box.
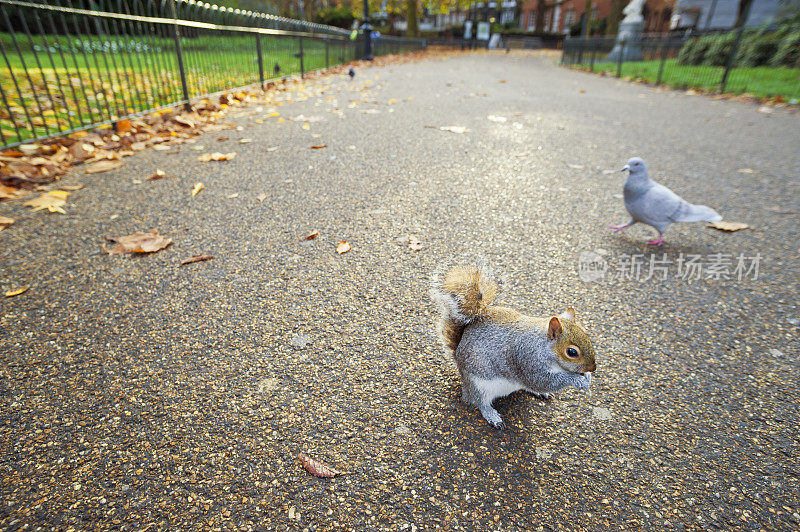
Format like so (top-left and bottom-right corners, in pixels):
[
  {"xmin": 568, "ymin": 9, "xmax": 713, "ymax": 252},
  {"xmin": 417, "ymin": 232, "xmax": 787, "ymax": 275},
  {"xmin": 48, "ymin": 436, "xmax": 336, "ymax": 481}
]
[{"xmin": 460, "ymin": 374, "xmax": 506, "ymax": 429}]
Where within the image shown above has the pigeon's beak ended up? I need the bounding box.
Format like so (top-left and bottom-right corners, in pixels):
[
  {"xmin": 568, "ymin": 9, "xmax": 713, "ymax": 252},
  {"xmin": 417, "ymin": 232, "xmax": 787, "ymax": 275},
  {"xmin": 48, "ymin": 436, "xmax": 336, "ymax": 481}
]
[{"xmin": 621, "ymin": 165, "xmax": 630, "ymax": 172}]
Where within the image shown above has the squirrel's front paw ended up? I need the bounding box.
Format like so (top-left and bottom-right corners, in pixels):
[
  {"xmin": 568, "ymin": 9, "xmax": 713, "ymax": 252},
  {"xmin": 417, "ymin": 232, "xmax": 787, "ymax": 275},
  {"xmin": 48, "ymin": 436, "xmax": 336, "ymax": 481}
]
[{"xmin": 572, "ymin": 373, "xmax": 591, "ymax": 391}]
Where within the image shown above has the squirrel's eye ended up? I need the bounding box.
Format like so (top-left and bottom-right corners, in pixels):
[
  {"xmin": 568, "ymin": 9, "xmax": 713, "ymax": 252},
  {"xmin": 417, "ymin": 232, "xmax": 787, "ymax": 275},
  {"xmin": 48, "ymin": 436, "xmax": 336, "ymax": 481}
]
[{"xmin": 566, "ymin": 347, "xmax": 580, "ymax": 358}]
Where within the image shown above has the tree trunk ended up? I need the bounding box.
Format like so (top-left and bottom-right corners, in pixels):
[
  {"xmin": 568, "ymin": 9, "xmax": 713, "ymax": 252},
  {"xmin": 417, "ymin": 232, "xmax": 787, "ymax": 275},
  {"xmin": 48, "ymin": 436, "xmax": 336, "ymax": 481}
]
[
  {"xmin": 406, "ymin": 0, "xmax": 419, "ymax": 37},
  {"xmin": 607, "ymin": 0, "xmax": 625, "ymax": 36}
]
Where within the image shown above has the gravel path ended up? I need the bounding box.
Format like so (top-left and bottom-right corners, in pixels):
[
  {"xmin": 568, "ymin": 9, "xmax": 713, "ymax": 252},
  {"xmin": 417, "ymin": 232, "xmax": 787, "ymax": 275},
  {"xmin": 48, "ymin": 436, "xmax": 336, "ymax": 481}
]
[{"xmin": 1, "ymin": 50, "xmax": 799, "ymax": 530}]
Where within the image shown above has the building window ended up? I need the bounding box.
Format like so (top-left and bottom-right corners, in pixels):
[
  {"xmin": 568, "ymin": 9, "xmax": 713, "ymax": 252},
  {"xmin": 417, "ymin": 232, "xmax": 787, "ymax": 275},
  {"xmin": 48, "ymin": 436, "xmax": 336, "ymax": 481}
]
[{"xmin": 564, "ymin": 9, "xmax": 574, "ymax": 26}]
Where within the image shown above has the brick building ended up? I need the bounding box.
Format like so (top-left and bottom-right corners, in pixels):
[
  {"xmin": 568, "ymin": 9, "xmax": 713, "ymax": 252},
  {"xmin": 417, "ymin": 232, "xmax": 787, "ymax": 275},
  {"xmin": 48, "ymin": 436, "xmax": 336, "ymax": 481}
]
[{"xmin": 519, "ymin": 0, "xmax": 677, "ymax": 34}]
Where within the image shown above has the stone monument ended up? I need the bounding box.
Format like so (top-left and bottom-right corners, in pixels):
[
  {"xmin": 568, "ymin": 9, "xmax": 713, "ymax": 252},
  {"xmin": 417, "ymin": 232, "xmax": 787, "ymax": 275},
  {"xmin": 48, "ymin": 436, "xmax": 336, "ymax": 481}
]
[{"xmin": 606, "ymin": 0, "xmax": 645, "ymax": 62}]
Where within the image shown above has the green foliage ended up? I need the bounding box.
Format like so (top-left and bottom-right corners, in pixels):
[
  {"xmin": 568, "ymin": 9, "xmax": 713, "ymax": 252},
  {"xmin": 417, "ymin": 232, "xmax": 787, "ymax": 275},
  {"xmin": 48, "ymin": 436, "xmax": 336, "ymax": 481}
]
[
  {"xmin": 677, "ymin": 37, "xmax": 712, "ymax": 65},
  {"xmin": 739, "ymin": 34, "xmax": 780, "ymax": 67},
  {"xmin": 770, "ymin": 31, "xmax": 800, "ymax": 67},
  {"xmin": 703, "ymin": 33, "xmax": 736, "ymax": 66},
  {"xmin": 312, "ymin": 6, "xmax": 355, "ymax": 29}
]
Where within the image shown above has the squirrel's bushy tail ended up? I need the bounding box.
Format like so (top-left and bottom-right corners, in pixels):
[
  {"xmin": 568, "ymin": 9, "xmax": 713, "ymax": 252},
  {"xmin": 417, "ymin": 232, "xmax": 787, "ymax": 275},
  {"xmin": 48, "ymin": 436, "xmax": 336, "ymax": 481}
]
[{"xmin": 430, "ymin": 263, "xmax": 500, "ymax": 353}]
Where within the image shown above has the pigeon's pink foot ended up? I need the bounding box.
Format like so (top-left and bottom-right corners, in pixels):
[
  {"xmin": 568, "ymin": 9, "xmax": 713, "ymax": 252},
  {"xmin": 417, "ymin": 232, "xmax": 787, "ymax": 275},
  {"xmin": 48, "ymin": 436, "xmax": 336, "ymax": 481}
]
[
  {"xmin": 647, "ymin": 235, "xmax": 664, "ymax": 246},
  {"xmin": 608, "ymin": 224, "xmax": 628, "ymax": 233}
]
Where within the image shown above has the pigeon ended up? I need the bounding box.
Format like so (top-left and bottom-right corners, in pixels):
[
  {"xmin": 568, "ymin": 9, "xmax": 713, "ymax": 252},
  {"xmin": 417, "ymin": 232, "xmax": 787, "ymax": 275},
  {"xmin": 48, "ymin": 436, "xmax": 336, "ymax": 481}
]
[
  {"xmin": 609, "ymin": 157, "xmax": 722, "ymax": 246},
  {"xmin": 348, "ymin": 67, "xmax": 355, "ymax": 79},
  {"xmin": 273, "ymin": 62, "xmax": 281, "ymax": 75}
]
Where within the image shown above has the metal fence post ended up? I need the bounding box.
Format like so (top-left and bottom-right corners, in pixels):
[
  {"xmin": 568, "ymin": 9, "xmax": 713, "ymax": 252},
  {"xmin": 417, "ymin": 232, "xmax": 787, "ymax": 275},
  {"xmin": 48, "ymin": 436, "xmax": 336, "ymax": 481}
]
[
  {"xmin": 298, "ymin": 36, "xmax": 305, "ymax": 77},
  {"xmin": 720, "ymin": 0, "xmax": 753, "ymax": 93},
  {"xmin": 590, "ymin": 43, "xmax": 596, "ymax": 72},
  {"xmin": 255, "ymin": 33, "xmax": 265, "ymax": 89},
  {"xmin": 168, "ymin": 0, "xmax": 191, "ymax": 110},
  {"xmin": 616, "ymin": 40, "xmax": 625, "ymax": 78},
  {"xmin": 656, "ymin": 38, "xmax": 669, "ymax": 85},
  {"xmin": 325, "ymin": 38, "xmax": 329, "ymax": 68},
  {"xmin": 577, "ymin": 39, "xmax": 584, "ymax": 64}
]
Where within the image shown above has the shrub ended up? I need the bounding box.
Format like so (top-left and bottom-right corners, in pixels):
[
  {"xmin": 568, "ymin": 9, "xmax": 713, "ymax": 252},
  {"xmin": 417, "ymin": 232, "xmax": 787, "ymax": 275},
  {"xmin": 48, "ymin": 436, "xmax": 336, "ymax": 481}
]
[
  {"xmin": 703, "ymin": 33, "xmax": 736, "ymax": 66},
  {"xmin": 770, "ymin": 31, "xmax": 800, "ymax": 67},
  {"xmin": 312, "ymin": 6, "xmax": 354, "ymax": 29},
  {"xmin": 677, "ymin": 37, "xmax": 712, "ymax": 65},
  {"xmin": 739, "ymin": 34, "xmax": 780, "ymax": 66}
]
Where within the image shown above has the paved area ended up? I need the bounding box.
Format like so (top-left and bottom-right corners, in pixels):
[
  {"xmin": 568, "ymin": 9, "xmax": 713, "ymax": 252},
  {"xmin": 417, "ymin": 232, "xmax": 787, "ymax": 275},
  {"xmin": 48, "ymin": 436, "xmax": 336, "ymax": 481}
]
[{"xmin": 1, "ymin": 51, "xmax": 799, "ymax": 530}]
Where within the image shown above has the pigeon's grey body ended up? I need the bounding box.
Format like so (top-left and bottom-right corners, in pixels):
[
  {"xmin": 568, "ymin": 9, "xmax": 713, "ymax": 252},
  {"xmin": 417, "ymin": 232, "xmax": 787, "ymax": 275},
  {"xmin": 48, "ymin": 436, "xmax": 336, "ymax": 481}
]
[{"xmin": 612, "ymin": 157, "xmax": 722, "ymax": 245}]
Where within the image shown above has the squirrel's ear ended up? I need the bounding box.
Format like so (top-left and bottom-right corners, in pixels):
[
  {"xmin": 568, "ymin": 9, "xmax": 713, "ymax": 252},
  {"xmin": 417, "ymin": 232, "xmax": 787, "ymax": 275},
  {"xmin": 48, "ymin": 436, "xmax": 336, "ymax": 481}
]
[
  {"xmin": 547, "ymin": 317, "xmax": 563, "ymax": 340},
  {"xmin": 560, "ymin": 307, "xmax": 576, "ymax": 321}
]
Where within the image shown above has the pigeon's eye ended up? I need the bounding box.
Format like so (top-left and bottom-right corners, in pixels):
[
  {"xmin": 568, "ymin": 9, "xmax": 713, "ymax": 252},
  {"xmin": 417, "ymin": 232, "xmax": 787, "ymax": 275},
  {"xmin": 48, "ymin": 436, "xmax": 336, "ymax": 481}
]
[{"xmin": 565, "ymin": 346, "xmax": 581, "ymax": 358}]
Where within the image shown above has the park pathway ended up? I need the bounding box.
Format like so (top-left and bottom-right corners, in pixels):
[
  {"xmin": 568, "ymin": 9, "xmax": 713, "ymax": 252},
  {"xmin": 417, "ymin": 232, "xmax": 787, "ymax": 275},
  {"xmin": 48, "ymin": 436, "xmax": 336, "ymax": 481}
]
[{"xmin": 1, "ymin": 51, "xmax": 799, "ymax": 530}]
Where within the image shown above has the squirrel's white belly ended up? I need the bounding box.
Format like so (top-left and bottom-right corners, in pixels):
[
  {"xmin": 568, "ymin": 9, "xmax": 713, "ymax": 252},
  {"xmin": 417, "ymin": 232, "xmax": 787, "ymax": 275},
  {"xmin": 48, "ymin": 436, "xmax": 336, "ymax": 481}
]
[{"xmin": 471, "ymin": 376, "xmax": 524, "ymax": 402}]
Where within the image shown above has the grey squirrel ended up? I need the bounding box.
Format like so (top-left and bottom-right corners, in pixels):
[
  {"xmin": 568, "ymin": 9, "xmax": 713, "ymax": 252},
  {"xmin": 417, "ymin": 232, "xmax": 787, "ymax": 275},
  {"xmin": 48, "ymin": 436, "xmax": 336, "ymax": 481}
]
[{"xmin": 430, "ymin": 263, "xmax": 596, "ymax": 428}]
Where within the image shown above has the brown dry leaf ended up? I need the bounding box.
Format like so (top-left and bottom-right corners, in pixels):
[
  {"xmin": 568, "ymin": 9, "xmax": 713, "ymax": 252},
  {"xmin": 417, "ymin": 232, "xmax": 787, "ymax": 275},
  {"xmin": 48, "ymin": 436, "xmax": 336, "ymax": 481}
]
[
  {"xmin": 310, "ymin": 144, "xmax": 327, "ymax": 149},
  {"xmin": 197, "ymin": 152, "xmax": 236, "ymax": 162},
  {"xmin": 59, "ymin": 184, "xmax": 84, "ymax": 191},
  {"xmin": 105, "ymin": 230, "xmax": 172, "ymax": 255},
  {"xmin": 23, "ymin": 190, "xmax": 70, "ymax": 213},
  {"xmin": 115, "ymin": 119, "xmax": 133, "ymax": 133},
  {"xmin": 179, "ymin": 254, "xmax": 214, "ymax": 266},
  {"xmin": 256, "ymin": 193, "xmax": 267, "ymax": 202},
  {"xmin": 0, "ymin": 185, "xmax": 26, "ymax": 200},
  {"xmin": 0, "ymin": 215, "xmax": 14, "ymax": 231},
  {"xmin": 191, "ymin": 182, "xmax": 204, "ymax": 196},
  {"xmin": 4, "ymin": 286, "xmax": 29, "ymax": 297},
  {"xmin": 84, "ymin": 159, "xmax": 123, "ymax": 174},
  {"xmin": 709, "ymin": 221, "xmax": 750, "ymax": 232},
  {"xmin": 302, "ymin": 230, "xmax": 318, "ymax": 241},
  {"xmin": 217, "ymin": 136, "xmax": 230, "ymax": 142},
  {"xmin": 147, "ymin": 169, "xmax": 168, "ymax": 181},
  {"xmin": 408, "ymin": 235, "xmax": 422, "ymax": 251},
  {"xmin": 498, "ymin": 79, "xmax": 507, "ymax": 83},
  {"xmin": 336, "ymin": 241, "xmax": 351, "ymax": 254},
  {"xmin": 298, "ymin": 453, "xmax": 343, "ymax": 478},
  {"xmin": 173, "ymin": 115, "xmax": 194, "ymax": 128}
]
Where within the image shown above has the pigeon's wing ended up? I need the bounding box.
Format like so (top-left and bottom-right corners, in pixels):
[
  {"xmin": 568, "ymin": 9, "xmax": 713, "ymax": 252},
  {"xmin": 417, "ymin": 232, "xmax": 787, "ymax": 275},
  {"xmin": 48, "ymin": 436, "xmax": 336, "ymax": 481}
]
[{"xmin": 626, "ymin": 182, "xmax": 685, "ymax": 231}]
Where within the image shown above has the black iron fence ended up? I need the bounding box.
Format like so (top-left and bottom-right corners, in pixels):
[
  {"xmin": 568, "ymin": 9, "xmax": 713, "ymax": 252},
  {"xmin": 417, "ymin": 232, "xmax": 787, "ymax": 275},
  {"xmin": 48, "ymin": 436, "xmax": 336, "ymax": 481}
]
[
  {"xmin": 561, "ymin": 34, "xmax": 800, "ymax": 101},
  {"xmin": 0, "ymin": 0, "xmax": 426, "ymax": 149}
]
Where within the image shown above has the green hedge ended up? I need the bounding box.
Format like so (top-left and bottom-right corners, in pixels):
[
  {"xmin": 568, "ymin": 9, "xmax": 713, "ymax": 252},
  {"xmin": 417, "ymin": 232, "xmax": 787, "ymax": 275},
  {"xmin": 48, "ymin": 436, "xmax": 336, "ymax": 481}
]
[{"xmin": 677, "ymin": 25, "xmax": 800, "ymax": 68}]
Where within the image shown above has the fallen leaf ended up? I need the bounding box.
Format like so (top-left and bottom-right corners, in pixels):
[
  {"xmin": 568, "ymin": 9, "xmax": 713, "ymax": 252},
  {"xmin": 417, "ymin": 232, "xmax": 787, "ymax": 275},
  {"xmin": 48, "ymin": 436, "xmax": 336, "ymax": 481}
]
[
  {"xmin": 197, "ymin": 152, "xmax": 236, "ymax": 162},
  {"xmin": 568, "ymin": 164, "xmax": 585, "ymax": 169},
  {"xmin": 23, "ymin": 190, "xmax": 70, "ymax": 213},
  {"xmin": 18, "ymin": 144, "xmax": 39, "ymax": 155},
  {"xmin": 291, "ymin": 115, "xmax": 324, "ymax": 122},
  {"xmin": 757, "ymin": 106, "xmax": 773, "ymax": 114},
  {"xmin": 4, "ymin": 286, "xmax": 29, "ymax": 297},
  {"xmin": 173, "ymin": 115, "xmax": 194, "ymax": 128},
  {"xmin": 152, "ymin": 144, "xmax": 173, "ymax": 151},
  {"xmin": 84, "ymin": 159, "xmax": 122, "ymax": 174},
  {"xmin": 217, "ymin": 136, "xmax": 230, "ymax": 142},
  {"xmin": 180, "ymin": 254, "xmax": 214, "ymax": 266},
  {"xmin": 439, "ymin": 126, "xmax": 467, "ymax": 134},
  {"xmin": 602, "ymin": 169, "xmax": 617, "ymax": 175},
  {"xmin": 256, "ymin": 193, "xmax": 267, "ymax": 202},
  {"xmin": 302, "ymin": 124, "xmax": 310, "ymax": 130},
  {"xmin": 115, "ymin": 119, "xmax": 132, "ymax": 133},
  {"xmin": 408, "ymin": 235, "xmax": 422, "ymax": 251},
  {"xmin": 0, "ymin": 185, "xmax": 26, "ymax": 199},
  {"xmin": 709, "ymin": 221, "xmax": 750, "ymax": 232},
  {"xmin": 239, "ymin": 138, "xmax": 253, "ymax": 144},
  {"xmin": 763, "ymin": 205, "xmax": 797, "ymax": 214},
  {"xmin": 105, "ymin": 230, "xmax": 172, "ymax": 255},
  {"xmin": 310, "ymin": 144, "xmax": 327, "ymax": 149},
  {"xmin": 487, "ymin": 115, "xmax": 507, "ymax": 122},
  {"xmin": 147, "ymin": 169, "xmax": 168, "ymax": 180},
  {"xmin": 336, "ymin": 241, "xmax": 351, "ymax": 254},
  {"xmin": 0, "ymin": 215, "xmax": 14, "ymax": 231},
  {"xmin": 298, "ymin": 453, "xmax": 343, "ymax": 478},
  {"xmin": 266, "ymin": 146, "xmax": 279, "ymax": 152},
  {"xmin": 498, "ymin": 79, "xmax": 507, "ymax": 83},
  {"xmin": 59, "ymin": 184, "xmax": 84, "ymax": 191},
  {"xmin": 191, "ymin": 182, "xmax": 204, "ymax": 196},
  {"xmin": 277, "ymin": 118, "xmax": 285, "ymax": 124},
  {"xmin": 226, "ymin": 193, "xmax": 239, "ymax": 199},
  {"xmin": 737, "ymin": 168, "xmax": 755, "ymax": 174},
  {"xmin": 302, "ymin": 230, "xmax": 318, "ymax": 241}
]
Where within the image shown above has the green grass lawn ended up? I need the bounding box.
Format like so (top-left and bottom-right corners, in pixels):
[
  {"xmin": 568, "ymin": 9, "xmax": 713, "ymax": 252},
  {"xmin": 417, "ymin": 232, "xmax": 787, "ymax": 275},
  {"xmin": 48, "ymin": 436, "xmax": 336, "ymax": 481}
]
[
  {"xmin": 0, "ymin": 33, "xmax": 366, "ymax": 146},
  {"xmin": 573, "ymin": 58, "xmax": 800, "ymax": 100}
]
